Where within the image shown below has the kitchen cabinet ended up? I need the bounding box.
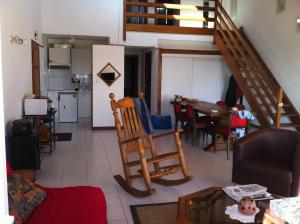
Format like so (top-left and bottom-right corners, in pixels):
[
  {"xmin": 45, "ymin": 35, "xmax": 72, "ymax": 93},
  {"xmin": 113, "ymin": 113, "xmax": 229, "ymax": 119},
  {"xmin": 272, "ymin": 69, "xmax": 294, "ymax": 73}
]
[
  {"xmin": 48, "ymin": 47, "xmax": 71, "ymax": 68},
  {"xmin": 71, "ymin": 49, "xmax": 92, "ymax": 74},
  {"xmin": 58, "ymin": 93, "xmax": 78, "ymax": 122},
  {"xmin": 78, "ymin": 92, "xmax": 92, "ymax": 118}
]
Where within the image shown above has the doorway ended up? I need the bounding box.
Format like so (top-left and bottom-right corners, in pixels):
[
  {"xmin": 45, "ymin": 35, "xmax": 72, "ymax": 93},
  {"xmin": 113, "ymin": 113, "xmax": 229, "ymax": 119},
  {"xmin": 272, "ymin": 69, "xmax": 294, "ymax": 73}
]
[
  {"xmin": 124, "ymin": 55, "xmax": 139, "ymax": 97},
  {"xmin": 124, "ymin": 47, "xmax": 154, "ymax": 110}
]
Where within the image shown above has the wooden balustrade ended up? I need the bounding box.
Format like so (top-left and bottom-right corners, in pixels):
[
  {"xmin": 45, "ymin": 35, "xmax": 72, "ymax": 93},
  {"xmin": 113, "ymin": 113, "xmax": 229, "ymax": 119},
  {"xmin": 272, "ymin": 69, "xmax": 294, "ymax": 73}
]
[
  {"xmin": 215, "ymin": 1, "xmax": 283, "ymax": 127},
  {"xmin": 275, "ymin": 88, "xmax": 284, "ymax": 128},
  {"xmin": 123, "ymin": 0, "xmax": 216, "ymax": 40}
]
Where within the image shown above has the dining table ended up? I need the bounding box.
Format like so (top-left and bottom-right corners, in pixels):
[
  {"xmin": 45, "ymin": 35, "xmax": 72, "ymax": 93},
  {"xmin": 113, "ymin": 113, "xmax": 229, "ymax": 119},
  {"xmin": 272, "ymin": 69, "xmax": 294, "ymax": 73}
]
[
  {"xmin": 171, "ymin": 100, "xmax": 231, "ymax": 151},
  {"xmin": 178, "ymin": 100, "xmax": 230, "ymax": 117}
]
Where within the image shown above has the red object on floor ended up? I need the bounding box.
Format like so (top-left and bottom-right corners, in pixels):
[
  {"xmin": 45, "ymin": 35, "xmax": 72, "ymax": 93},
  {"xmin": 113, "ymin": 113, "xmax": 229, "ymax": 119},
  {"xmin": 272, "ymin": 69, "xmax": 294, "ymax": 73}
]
[
  {"xmin": 25, "ymin": 186, "xmax": 107, "ymax": 224},
  {"xmin": 6, "ymin": 161, "xmax": 13, "ymax": 176}
]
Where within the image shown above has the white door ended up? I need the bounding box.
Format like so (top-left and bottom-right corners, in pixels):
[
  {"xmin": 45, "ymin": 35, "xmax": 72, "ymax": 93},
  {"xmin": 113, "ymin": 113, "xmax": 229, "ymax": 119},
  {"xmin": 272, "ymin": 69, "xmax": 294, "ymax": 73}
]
[{"xmin": 59, "ymin": 93, "xmax": 78, "ymax": 122}]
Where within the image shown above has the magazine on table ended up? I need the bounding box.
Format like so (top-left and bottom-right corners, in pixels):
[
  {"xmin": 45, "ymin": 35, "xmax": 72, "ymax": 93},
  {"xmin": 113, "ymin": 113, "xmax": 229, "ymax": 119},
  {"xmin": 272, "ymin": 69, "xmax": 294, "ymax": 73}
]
[{"xmin": 223, "ymin": 184, "xmax": 274, "ymax": 201}]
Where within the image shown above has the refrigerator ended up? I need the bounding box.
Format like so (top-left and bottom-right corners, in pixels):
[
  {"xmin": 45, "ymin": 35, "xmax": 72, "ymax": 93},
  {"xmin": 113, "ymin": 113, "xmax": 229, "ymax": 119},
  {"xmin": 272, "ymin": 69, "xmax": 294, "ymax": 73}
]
[{"xmin": 58, "ymin": 93, "xmax": 78, "ymax": 122}]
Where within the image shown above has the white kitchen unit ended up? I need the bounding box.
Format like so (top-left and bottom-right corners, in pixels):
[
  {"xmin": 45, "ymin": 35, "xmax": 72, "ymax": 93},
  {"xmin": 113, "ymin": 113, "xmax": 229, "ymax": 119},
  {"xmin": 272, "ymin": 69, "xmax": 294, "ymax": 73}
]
[
  {"xmin": 78, "ymin": 91, "xmax": 92, "ymax": 118},
  {"xmin": 58, "ymin": 93, "xmax": 78, "ymax": 122},
  {"xmin": 48, "ymin": 47, "xmax": 71, "ymax": 67}
]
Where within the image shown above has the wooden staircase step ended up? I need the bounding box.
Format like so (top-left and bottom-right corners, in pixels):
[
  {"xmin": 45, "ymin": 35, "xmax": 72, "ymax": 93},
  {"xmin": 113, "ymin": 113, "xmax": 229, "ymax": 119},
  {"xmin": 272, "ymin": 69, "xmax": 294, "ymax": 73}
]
[
  {"xmin": 250, "ymin": 123, "xmax": 263, "ymax": 129},
  {"xmin": 280, "ymin": 113, "xmax": 299, "ymax": 118},
  {"xmin": 280, "ymin": 123, "xmax": 300, "ymax": 128},
  {"xmin": 282, "ymin": 104, "xmax": 292, "ymax": 108},
  {"xmin": 127, "ymin": 152, "xmax": 179, "ymax": 167}
]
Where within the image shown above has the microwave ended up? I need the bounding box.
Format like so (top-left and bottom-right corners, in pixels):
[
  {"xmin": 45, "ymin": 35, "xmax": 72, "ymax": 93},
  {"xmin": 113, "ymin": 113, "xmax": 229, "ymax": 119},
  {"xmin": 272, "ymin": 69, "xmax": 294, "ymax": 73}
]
[{"xmin": 24, "ymin": 98, "xmax": 48, "ymax": 115}]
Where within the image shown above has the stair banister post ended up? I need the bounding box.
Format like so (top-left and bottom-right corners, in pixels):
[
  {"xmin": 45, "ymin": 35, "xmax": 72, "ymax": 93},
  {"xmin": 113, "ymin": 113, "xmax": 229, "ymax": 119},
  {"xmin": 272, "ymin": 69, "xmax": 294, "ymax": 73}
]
[
  {"xmin": 213, "ymin": 0, "xmax": 218, "ymax": 44},
  {"xmin": 123, "ymin": 0, "xmax": 127, "ymax": 41},
  {"xmin": 275, "ymin": 88, "xmax": 284, "ymax": 129}
]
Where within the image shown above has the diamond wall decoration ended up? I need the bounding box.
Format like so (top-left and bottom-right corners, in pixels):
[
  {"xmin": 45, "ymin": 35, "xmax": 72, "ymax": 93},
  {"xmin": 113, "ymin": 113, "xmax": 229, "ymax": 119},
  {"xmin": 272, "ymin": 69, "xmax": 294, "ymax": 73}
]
[{"xmin": 97, "ymin": 63, "xmax": 121, "ymax": 87}]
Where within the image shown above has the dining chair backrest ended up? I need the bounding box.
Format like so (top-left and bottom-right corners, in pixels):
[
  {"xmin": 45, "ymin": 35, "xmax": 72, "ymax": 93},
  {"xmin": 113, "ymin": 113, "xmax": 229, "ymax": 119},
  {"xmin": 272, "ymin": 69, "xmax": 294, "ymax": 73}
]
[
  {"xmin": 174, "ymin": 102, "xmax": 182, "ymax": 115},
  {"xmin": 235, "ymin": 104, "xmax": 245, "ymax": 110},
  {"xmin": 186, "ymin": 105, "xmax": 194, "ymax": 121},
  {"xmin": 216, "ymin": 101, "xmax": 226, "ymax": 107},
  {"xmin": 230, "ymin": 112, "xmax": 249, "ymax": 129}
]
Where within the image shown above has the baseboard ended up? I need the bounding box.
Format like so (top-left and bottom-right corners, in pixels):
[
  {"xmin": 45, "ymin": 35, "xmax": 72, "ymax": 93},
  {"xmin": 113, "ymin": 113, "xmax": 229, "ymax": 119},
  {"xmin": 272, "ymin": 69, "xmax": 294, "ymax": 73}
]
[{"xmin": 92, "ymin": 126, "xmax": 116, "ymax": 130}]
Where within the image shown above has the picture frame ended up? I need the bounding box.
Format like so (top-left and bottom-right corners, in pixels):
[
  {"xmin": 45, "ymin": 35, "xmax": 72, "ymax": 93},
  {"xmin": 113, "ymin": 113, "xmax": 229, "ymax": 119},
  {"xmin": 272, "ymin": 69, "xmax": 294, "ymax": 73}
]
[{"xmin": 97, "ymin": 63, "xmax": 121, "ymax": 87}]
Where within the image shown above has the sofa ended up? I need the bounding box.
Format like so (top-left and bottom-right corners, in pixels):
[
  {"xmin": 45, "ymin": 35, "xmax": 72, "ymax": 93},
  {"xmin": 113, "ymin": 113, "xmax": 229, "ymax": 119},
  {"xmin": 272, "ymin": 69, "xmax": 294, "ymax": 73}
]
[
  {"xmin": 7, "ymin": 163, "xmax": 107, "ymax": 224},
  {"xmin": 232, "ymin": 128, "xmax": 300, "ymax": 197},
  {"xmin": 25, "ymin": 186, "xmax": 107, "ymax": 224}
]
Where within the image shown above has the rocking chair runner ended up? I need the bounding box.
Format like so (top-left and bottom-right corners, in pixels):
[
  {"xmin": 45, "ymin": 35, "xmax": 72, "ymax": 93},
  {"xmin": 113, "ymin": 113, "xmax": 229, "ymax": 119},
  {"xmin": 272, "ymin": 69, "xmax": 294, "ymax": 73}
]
[{"xmin": 109, "ymin": 93, "xmax": 192, "ymax": 197}]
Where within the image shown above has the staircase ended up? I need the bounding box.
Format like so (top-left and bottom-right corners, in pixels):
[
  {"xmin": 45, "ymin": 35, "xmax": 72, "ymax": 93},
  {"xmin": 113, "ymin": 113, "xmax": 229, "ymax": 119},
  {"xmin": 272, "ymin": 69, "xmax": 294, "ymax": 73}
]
[
  {"xmin": 122, "ymin": 0, "xmax": 300, "ymax": 129},
  {"xmin": 214, "ymin": 0, "xmax": 300, "ymax": 130}
]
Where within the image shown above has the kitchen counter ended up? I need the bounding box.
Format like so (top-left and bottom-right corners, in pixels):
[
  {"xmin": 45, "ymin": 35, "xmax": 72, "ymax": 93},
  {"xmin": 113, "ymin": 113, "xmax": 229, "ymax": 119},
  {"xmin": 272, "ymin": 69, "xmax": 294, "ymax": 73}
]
[
  {"xmin": 48, "ymin": 90, "xmax": 92, "ymax": 120},
  {"xmin": 48, "ymin": 90, "xmax": 92, "ymax": 93}
]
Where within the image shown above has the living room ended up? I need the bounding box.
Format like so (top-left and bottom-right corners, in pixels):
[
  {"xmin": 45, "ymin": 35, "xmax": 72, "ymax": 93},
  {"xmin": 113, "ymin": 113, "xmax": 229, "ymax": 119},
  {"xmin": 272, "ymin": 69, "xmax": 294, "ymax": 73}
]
[{"xmin": 1, "ymin": 0, "xmax": 300, "ymax": 224}]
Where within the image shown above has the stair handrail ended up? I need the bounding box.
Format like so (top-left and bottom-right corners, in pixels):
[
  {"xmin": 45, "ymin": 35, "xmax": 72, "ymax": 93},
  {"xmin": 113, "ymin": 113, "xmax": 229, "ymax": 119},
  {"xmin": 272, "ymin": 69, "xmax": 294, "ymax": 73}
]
[
  {"xmin": 275, "ymin": 88, "xmax": 284, "ymax": 128},
  {"xmin": 215, "ymin": 0, "xmax": 279, "ymax": 95}
]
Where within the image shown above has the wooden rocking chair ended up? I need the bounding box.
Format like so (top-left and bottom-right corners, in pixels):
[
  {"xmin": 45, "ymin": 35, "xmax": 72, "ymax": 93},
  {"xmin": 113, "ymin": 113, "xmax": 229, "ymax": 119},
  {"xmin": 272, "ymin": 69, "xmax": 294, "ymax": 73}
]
[{"xmin": 109, "ymin": 93, "xmax": 192, "ymax": 197}]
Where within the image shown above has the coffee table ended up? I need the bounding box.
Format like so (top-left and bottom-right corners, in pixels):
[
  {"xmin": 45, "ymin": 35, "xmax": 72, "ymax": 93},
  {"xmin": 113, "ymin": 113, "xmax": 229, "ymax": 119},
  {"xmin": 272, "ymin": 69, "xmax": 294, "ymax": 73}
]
[{"xmin": 177, "ymin": 187, "xmax": 275, "ymax": 224}]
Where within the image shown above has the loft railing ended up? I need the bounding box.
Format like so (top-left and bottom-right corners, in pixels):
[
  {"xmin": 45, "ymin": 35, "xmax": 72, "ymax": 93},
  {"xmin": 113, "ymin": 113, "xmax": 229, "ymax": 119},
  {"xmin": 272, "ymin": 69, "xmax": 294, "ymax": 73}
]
[
  {"xmin": 123, "ymin": 0, "xmax": 216, "ymax": 40},
  {"xmin": 214, "ymin": 0, "xmax": 285, "ymax": 128}
]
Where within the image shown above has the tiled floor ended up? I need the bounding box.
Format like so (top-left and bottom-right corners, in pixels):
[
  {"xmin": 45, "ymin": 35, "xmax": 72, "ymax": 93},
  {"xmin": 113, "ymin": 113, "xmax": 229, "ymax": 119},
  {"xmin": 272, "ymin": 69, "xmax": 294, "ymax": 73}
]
[{"xmin": 36, "ymin": 119, "xmax": 233, "ymax": 224}]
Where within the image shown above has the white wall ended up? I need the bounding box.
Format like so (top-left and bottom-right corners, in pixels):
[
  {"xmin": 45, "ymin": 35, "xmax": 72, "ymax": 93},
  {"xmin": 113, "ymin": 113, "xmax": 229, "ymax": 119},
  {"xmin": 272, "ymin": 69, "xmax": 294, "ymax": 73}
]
[
  {"xmin": 161, "ymin": 55, "xmax": 230, "ymax": 125},
  {"xmin": 237, "ymin": 0, "xmax": 300, "ymax": 112},
  {"xmin": 0, "ymin": 0, "xmax": 42, "ymax": 125},
  {"xmin": 41, "ymin": 0, "xmax": 214, "ymax": 47},
  {"xmin": 0, "ymin": 17, "xmax": 10, "ymax": 220},
  {"xmin": 92, "ymin": 45, "xmax": 124, "ymax": 127}
]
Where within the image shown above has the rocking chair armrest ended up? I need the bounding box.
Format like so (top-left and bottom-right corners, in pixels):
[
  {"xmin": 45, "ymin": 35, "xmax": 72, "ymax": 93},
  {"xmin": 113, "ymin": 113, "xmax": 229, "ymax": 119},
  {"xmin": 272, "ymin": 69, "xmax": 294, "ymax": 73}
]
[
  {"xmin": 151, "ymin": 129, "xmax": 182, "ymax": 139},
  {"xmin": 119, "ymin": 137, "xmax": 142, "ymax": 145}
]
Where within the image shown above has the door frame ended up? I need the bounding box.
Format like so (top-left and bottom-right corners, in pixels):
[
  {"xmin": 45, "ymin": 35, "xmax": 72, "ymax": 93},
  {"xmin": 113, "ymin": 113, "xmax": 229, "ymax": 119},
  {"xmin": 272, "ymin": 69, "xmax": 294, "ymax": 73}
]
[
  {"xmin": 31, "ymin": 40, "xmax": 43, "ymax": 97},
  {"xmin": 144, "ymin": 51, "xmax": 152, "ymax": 109},
  {"xmin": 124, "ymin": 54, "xmax": 139, "ymax": 97}
]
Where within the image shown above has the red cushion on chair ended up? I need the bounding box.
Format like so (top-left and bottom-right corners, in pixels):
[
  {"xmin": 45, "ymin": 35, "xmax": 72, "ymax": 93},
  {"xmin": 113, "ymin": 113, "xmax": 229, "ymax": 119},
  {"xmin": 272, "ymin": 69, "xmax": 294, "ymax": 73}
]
[
  {"xmin": 231, "ymin": 114, "xmax": 248, "ymax": 127},
  {"xmin": 25, "ymin": 186, "xmax": 107, "ymax": 224},
  {"xmin": 216, "ymin": 101, "xmax": 226, "ymax": 106},
  {"xmin": 235, "ymin": 104, "xmax": 245, "ymax": 110},
  {"xmin": 195, "ymin": 116, "xmax": 211, "ymax": 126},
  {"xmin": 186, "ymin": 107, "xmax": 193, "ymax": 120},
  {"xmin": 6, "ymin": 161, "xmax": 13, "ymax": 176},
  {"xmin": 174, "ymin": 103, "xmax": 182, "ymax": 114}
]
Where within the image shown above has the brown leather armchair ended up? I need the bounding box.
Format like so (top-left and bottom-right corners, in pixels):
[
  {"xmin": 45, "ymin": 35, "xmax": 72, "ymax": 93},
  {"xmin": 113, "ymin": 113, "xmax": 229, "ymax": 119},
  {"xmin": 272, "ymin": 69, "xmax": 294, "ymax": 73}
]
[{"xmin": 232, "ymin": 129, "xmax": 300, "ymax": 197}]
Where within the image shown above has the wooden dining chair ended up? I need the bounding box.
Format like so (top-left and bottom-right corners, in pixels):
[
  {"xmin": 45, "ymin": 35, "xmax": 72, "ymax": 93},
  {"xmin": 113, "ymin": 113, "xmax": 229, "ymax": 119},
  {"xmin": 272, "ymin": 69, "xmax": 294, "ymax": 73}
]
[
  {"xmin": 173, "ymin": 102, "xmax": 189, "ymax": 130},
  {"xmin": 185, "ymin": 105, "xmax": 212, "ymax": 147},
  {"xmin": 109, "ymin": 93, "xmax": 192, "ymax": 197},
  {"xmin": 209, "ymin": 110, "xmax": 251, "ymax": 160}
]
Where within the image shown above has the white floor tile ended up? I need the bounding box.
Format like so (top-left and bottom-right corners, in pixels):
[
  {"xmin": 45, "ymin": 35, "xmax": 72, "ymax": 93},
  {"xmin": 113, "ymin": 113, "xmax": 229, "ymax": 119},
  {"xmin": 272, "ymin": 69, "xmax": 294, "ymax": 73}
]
[
  {"xmin": 107, "ymin": 205, "xmax": 126, "ymax": 221},
  {"xmin": 36, "ymin": 120, "xmax": 233, "ymax": 223}
]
